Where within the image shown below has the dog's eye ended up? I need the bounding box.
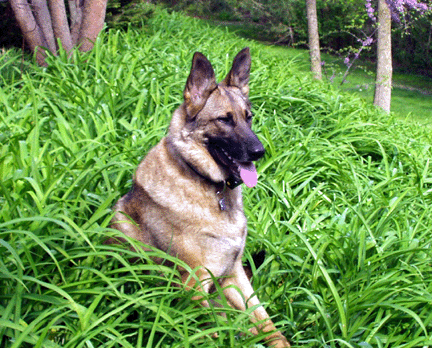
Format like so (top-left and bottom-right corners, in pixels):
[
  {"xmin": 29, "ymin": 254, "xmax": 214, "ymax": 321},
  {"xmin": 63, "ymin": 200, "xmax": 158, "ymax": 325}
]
[{"xmin": 217, "ymin": 112, "xmax": 234, "ymax": 125}]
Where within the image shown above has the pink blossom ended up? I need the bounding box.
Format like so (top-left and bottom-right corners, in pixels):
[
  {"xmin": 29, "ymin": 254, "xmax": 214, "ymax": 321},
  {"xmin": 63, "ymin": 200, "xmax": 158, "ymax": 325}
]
[
  {"xmin": 365, "ymin": 0, "xmax": 377, "ymax": 21},
  {"xmin": 384, "ymin": 0, "xmax": 429, "ymax": 22},
  {"xmin": 362, "ymin": 37, "xmax": 374, "ymax": 46}
]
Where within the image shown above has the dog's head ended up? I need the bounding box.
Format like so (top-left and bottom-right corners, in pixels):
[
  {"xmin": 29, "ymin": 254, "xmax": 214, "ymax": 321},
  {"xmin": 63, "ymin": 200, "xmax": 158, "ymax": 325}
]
[{"xmin": 169, "ymin": 48, "xmax": 265, "ymax": 188}]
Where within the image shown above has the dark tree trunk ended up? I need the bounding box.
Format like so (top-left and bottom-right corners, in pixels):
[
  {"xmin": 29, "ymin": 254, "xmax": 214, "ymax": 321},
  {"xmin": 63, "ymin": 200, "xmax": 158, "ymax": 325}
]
[{"xmin": 69, "ymin": 0, "xmax": 84, "ymax": 45}]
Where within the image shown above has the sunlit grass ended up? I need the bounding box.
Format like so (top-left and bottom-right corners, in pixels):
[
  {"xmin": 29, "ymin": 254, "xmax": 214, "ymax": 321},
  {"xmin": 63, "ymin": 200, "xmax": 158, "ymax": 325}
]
[{"xmin": 1, "ymin": 6, "xmax": 432, "ymax": 347}]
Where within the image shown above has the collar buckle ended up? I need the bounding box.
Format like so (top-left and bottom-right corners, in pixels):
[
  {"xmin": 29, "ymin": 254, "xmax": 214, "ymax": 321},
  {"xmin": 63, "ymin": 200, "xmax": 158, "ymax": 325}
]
[{"xmin": 226, "ymin": 176, "xmax": 242, "ymax": 189}]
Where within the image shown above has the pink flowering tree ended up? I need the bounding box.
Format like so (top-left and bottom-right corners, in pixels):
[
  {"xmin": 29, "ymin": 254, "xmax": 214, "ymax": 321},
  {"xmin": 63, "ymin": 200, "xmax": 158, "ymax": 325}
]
[
  {"xmin": 373, "ymin": 0, "xmax": 429, "ymax": 112},
  {"xmin": 338, "ymin": 0, "xmax": 429, "ymax": 112},
  {"xmin": 373, "ymin": 0, "xmax": 393, "ymax": 112}
]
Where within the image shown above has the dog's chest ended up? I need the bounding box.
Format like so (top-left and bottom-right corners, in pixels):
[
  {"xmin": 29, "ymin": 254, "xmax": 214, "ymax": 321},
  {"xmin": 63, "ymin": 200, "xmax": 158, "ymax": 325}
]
[
  {"xmin": 207, "ymin": 233, "xmax": 245, "ymax": 256},
  {"xmin": 199, "ymin": 217, "xmax": 247, "ymax": 277}
]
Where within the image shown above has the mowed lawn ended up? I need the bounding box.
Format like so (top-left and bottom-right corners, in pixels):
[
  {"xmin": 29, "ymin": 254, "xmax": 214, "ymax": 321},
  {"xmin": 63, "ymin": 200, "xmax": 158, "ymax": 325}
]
[
  {"xmin": 1, "ymin": 6, "xmax": 432, "ymax": 347},
  {"xmin": 258, "ymin": 45, "xmax": 432, "ymax": 125}
]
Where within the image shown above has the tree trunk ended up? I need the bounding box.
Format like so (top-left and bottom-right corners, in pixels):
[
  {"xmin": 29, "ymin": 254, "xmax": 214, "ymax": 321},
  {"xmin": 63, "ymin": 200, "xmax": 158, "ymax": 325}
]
[
  {"xmin": 10, "ymin": 0, "xmax": 107, "ymax": 65},
  {"xmin": 69, "ymin": 0, "xmax": 84, "ymax": 45},
  {"xmin": 374, "ymin": 0, "xmax": 392, "ymax": 113},
  {"xmin": 10, "ymin": 0, "xmax": 49, "ymax": 66},
  {"xmin": 48, "ymin": 0, "xmax": 74, "ymax": 53},
  {"xmin": 32, "ymin": 0, "xmax": 57, "ymax": 53},
  {"xmin": 78, "ymin": 0, "xmax": 108, "ymax": 52},
  {"xmin": 306, "ymin": 0, "xmax": 322, "ymax": 80}
]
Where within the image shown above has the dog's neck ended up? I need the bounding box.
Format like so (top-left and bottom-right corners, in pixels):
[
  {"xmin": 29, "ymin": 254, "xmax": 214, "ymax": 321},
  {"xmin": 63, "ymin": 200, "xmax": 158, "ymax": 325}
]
[
  {"xmin": 164, "ymin": 135, "xmax": 243, "ymax": 212},
  {"xmin": 215, "ymin": 181, "xmax": 227, "ymax": 211},
  {"xmin": 165, "ymin": 134, "xmax": 242, "ymax": 190},
  {"xmin": 182, "ymin": 156, "xmax": 243, "ymax": 195}
]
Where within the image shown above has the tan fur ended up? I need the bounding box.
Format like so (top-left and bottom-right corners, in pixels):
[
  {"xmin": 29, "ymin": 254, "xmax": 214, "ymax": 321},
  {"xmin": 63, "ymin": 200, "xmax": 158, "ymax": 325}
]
[{"xmin": 111, "ymin": 48, "xmax": 290, "ymax": 347}]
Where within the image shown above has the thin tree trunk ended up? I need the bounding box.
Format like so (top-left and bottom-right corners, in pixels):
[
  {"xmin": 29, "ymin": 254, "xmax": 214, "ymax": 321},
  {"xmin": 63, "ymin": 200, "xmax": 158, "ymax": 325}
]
[
  {"xmin": 374, "ymin": 0, "xmax": 392, "ymax": 112},
  {"xmin": 306, "ymin": 0, "xmax": 322, "ymax": 80},
  {"xmin": 48, "ymin": 0, "xmax": 74, "ymax": 53},
  {"xmin": 426, "ymin": 23, "xmax": 432, "ymax": 64},
  {"xmin": 78, "ymin": 0, "xmax": 107, "ymax": 52},
  {"xmin": 10, "ymin": 0, "xmax": 48, "ymax": 65}
]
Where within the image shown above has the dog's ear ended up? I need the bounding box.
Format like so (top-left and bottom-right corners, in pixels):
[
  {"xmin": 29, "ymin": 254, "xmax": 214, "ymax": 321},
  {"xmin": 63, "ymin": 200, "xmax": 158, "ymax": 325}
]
[
  {"xmin": 184, "ymin": 52, "xmax": 217, "ymax": 118},
  {"xmin": 221, "ymin": 47, "xmax": 251, "ymax": 96}
]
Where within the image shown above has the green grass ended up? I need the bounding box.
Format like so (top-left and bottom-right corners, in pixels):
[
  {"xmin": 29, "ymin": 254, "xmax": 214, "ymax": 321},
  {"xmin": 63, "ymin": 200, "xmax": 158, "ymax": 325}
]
[
  {"xmin": 321, "ymin": 53, "xmax": 432, "ymax": 124},
  {"xmin": 1, "ymin": 6, "xmax": 432, "ymax": 347},
  {"xmin": 257, "ymin": 46, "xmax": 432, "ymax": 125}
]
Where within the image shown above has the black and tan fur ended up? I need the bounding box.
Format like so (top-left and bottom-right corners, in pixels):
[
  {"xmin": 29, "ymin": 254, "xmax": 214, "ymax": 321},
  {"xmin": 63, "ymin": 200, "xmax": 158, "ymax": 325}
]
[{"xmin": 111, "ymin": 48, "xmax": 290, "ymax": 347}]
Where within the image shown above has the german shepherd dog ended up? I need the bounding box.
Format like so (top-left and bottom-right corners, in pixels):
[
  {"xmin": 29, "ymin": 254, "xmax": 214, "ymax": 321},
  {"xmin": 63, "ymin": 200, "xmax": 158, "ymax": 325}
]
[{"xmin": 111, "ymin": 47, "xmax": 290, "ymax": 347}]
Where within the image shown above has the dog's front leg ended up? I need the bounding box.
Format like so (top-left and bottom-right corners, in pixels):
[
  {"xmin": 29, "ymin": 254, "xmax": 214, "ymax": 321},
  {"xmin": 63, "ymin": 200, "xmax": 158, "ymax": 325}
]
[
  {"xmin": 222, "ymin": 262, "xmax": 290, "ymax": 348},
  {"xmin": 182, "ymin": 268, "xmax": 225, "ymax": 339},
  {"xmin": 182, "ymin": 268, "xmax": 215, "ymax": 307}
]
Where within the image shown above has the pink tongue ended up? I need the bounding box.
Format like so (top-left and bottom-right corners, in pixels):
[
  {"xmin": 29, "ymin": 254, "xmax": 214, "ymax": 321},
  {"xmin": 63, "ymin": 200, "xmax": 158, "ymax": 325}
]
[{"xmin": 239, "ymin": 162, "xmax": 258, "ymax": 188}]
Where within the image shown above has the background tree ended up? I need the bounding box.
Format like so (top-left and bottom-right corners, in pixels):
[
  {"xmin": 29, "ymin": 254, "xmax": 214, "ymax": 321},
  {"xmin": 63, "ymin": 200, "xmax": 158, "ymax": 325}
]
[
  {"xmin": 10, "ymin": 0, "xmax": 108, "ymax": 66},
  {"xmin": 374, "ymin": 0, "xmax": 392, "ymax": 112},
  {"xmin": 371, "ymin": 0, "xmax": 429, "ymax": 112},
  {"xmin": 306, "ymin": 0, "xmax": 322, "ymax": 79}
]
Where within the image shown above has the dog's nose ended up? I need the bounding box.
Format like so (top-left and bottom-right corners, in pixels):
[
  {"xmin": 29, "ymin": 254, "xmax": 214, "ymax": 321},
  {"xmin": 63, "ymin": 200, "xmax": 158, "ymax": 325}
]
[{"xmin": 248, "ymin": 142, "xmax": 265, "ymax": 161}]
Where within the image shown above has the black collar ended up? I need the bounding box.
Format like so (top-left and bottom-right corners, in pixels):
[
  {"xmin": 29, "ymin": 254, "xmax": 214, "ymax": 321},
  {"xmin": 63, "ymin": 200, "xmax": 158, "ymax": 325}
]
[{"xmin": 226, "ymin": 175, "xmax": 242, "ymax": 189}]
